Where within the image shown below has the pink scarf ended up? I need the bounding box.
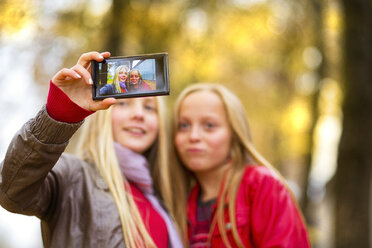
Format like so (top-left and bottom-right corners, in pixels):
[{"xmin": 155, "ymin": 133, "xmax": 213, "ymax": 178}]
[{"xmin": 114, "ymin": 143, "xmax": 183, "ymax": 248}]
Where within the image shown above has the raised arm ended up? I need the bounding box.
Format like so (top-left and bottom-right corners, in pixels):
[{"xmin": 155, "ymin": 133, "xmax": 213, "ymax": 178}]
[
  {"xmin": 0, "ymin": 51, "xmax": 116, "ymax": 217},
  {"xmin": 51, "ymin": 51, "xmax": 116, "ymax": 111}
]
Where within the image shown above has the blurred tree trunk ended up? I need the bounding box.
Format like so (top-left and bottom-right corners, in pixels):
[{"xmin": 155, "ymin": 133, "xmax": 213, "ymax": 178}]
[
  {"xmin": 105, "ymin": 0, "xmax": 130, "ymax": 55},
  {"xmin": 335, "ymin": 0, "xmax": 372, "ymax": 247},
  {"xmin": 300, "ymin": 0, "xmax": 325, "ymax": 211}
]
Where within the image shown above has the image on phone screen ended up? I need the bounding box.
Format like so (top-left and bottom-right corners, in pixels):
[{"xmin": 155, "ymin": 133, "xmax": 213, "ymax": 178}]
[{"xmin": 92, "ymin": 53, "xmax": 169, "ymax": 99}]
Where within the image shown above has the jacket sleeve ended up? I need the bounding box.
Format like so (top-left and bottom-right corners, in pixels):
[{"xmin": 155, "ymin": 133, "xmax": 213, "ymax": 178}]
[
  {"xmin": 99, "ymin": 84, "xmax": 116, "ymax": 95},
  {"xmin": 0, "ymin": 106, "xmax": 82, "ymax": 218},
  {"xmin": 249, "ymin": 168, "xmax": 310, "ymax": 248}
]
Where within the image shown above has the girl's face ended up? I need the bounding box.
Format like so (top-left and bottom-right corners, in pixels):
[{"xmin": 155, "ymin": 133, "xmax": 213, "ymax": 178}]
[
  {"xmin": 130, "ymin": 71, "xmax": 140, "ymax": 86},
  {"xmin": 112, "ymin": 97, "xmax": 159, "ymax": 154},
  {"xmin": 118, "ymin": 68, "xmax": 128, "ymax": 82},
  {"xmin": 175, "ymin": 91, "xmax": 232, "ymax": 175}
]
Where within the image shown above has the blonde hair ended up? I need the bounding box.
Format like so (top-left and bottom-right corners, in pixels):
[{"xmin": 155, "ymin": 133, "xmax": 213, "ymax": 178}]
[
  {"xmin": 170, "ymin": 83, "xmax": 297, "ymax": 247},
  {"xmin": 76, "ymin": 97, "xmax": 173, "ymax": 248},
  {"xmin": 112, "ymin": 65, "xmax": 129, "ymax": 93}
]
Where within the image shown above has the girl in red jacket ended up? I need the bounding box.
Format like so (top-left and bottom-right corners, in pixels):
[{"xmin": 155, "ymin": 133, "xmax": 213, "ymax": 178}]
[
  {"xmin": 128, "ymin": 68, "xmax": 153, "ymax": 92},
  {"xmin": 169, "ymin": 83, "xmax": 310, "ymax": 247}
]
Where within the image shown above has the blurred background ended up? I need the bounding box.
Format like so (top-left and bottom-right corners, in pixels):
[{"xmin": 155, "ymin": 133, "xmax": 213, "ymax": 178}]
[{"xmin": 0, "ymin": 0, "xmax": 371, "ymax": 247}]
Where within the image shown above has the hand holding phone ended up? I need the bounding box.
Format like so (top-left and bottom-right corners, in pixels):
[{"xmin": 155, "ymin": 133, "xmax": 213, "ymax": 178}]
[
  {"xmin": 91, "ymin": 53, "xmax": 169, "ymax": 99},
  {"xmin": 52, "ymin": 51, "xmax": 116, "ymax": 111}
]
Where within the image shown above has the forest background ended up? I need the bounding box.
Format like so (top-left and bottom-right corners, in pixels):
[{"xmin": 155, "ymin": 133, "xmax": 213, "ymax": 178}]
[{"xmin": 0, "ymin": 0, "xmax": 371, "ymax": 247}]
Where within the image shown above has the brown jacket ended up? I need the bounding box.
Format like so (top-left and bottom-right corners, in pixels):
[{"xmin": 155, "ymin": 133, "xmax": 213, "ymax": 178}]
[{"xmin": 0, "ymin": 107, "xmax": 126, "ymax": 248}]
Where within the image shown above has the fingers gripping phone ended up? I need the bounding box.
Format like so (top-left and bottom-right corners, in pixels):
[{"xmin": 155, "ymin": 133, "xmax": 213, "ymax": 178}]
[{"xmin": 92, "ymin": 53, "xmax": 169, "ymax": 99}]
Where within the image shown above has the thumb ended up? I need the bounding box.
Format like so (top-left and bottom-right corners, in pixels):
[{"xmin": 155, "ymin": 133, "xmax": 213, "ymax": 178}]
[{"xmin": 90, "ymin": 98, "xmax": 117, "ymax": 111}]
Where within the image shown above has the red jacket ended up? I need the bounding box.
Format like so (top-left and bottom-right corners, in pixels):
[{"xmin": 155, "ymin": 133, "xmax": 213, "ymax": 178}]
[{"xmin": 187, "ymin": 165, "xmax": 310, "ymax": 247}]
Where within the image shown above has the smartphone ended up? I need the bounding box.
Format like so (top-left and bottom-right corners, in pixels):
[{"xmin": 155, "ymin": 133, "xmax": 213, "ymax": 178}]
[{"xmin": 91, "ymin": 53, "xmax": 169, "ymax": 100}]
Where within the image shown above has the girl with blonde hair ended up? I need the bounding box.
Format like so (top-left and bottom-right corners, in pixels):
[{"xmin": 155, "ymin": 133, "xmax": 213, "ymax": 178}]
[
  {"xmin": 112, "ymin": 65, "xmax": 129, "ymax": 92},
  {"xmin": 169, "ymin": 83, "xmax": 310, "ymax": 247},
  {"xmin": 100, "ymin": 65, "xmax": 129, "ymax": 95},
  {"xmin": 0, "ymin": 51, "xmax": 182, "ymax": 248}
]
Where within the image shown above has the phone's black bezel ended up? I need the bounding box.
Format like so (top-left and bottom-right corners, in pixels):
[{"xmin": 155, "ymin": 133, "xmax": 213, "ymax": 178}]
[{"xmin": 92, "ymin": 52, "xmax": 169, "ymax": 100}]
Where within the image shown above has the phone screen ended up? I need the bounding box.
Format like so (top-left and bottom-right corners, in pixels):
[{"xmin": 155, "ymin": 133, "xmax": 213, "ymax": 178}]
[{"xmin": 92, "ymin": 53, "xmax": 169, "ymax": 99}]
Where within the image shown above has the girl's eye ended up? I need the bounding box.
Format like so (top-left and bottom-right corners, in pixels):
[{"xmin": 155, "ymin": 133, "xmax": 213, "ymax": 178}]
[
  {"xmin": 143, "ymin": 100, "xmax": 157, "ymax": 112},
  {"xmin": 178, "ymin": 122, "xmax": 190, "ymax": 131},
  {"xmin": 117, "ymin": 101, "xmax": 128, "ymax": 107},
  {"xmin": 204, "ymin": 122, "xmax": 216, "ymax": 129},
  {"xmin": 144, "ymin": 104, "xmax": 156, "ymax": 111}
]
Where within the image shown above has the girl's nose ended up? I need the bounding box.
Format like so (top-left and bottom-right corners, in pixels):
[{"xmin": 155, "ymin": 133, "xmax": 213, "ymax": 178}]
[
  {"xmin": 189, "ymin": 125, "xmax": 201, "ymax": 141},
  {"xmin": 130, "ymin": 101, "xmax": 144, "ymax": 120}
]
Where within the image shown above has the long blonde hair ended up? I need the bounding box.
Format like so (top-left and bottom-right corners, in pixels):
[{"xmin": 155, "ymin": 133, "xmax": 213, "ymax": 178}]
[
  {"xmin": 170, "ymin": 83, "xmax": 296, "ymax": 247},
  {"xmin": 112, "ymin": 65, "xmax": 129, "ymax": 93},
  {"xmin": 76, "ymin": 97, "xmax": 173, "ymax": 248}
]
